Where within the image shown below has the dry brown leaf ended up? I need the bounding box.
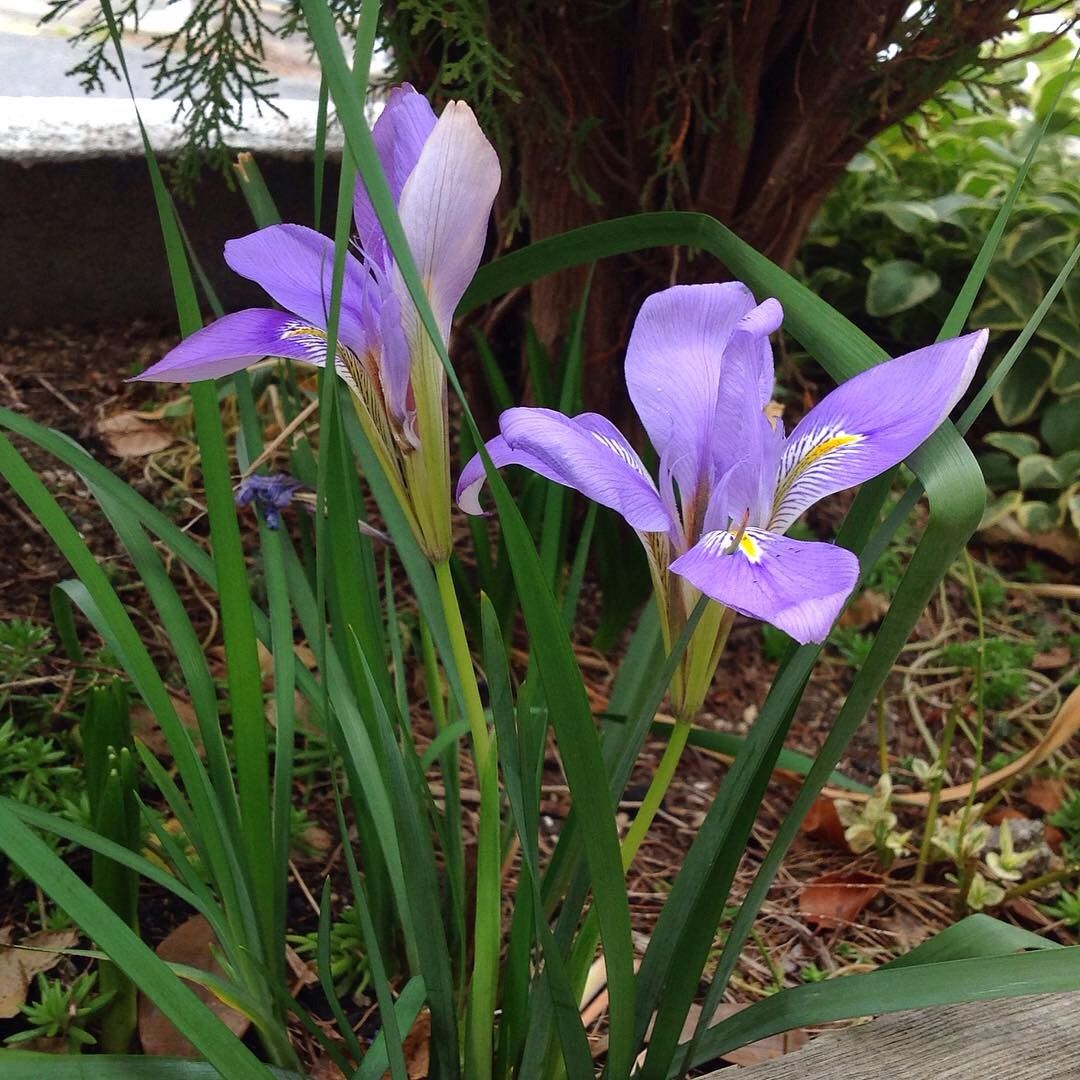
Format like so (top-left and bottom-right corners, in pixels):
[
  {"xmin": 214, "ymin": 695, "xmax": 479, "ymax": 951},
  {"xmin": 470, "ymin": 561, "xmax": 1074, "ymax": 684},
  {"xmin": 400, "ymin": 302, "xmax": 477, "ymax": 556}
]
[
  {"xmin": 98, "ymin": 411, "xmax": 175, "ymax": 458},
  {"xmin": 284, "ymin": 943, "xmax": 318, "ymax": 988},
  {"xmin": 799, "ymin": 796, "xmax": 847, "ymax": 848},
  {"xmin": 824, "ymin": 684, "xmax": 1080, "ymax": 807},
  {"xmin": 837, "ymin": 588, "xmax": 889, "ymax": 629},
  {"xmin": 799, "ymin": 870, "xmax": 883, "ymax": 930},
  {"xmin": 0, "ymin": 928, "xmax": 79, "ymax": 1018},
  {"xmin": 1024, "ymin": 777, "xmax": 1065, "ymax": 814},
  {"xmin": 1033, "ymin": 646, "xmax": 1071, "ymax": 670},
  {"xmin": 675, "ymin": 1003, "xmax": 807, "ymax": 1067},
  {"xmin": 382, "ymin": 1010, "xmax": 430, "ymax": 1080},
  {"xmin": 131, "ymin": 695, "xmax": 199, "ymax": 757},
  {"xmin": 139, "ymin": 915, "xmax": 250, "ymax": 1056},
  {"xmin": 1045, "ymin": 824, "xmax": 1065, "ymax": 853}
]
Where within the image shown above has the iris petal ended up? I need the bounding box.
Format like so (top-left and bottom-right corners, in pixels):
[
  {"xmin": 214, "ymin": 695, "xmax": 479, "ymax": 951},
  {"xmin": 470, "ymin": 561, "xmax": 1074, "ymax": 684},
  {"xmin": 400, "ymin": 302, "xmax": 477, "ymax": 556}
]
[
  {"xmin": 224, "ymin": 224, "xmax": 375, "ymax": 350},
  {"xmin": 670, "ymin": 527, "xmax": 859, "ymax": 644},
  {"xmin": 133, "ymin": 309, "xmax": 361, "ymax": 387},
  {"xmin": 625, "ymin": 282, "xmax": 760, "ymax": 504},
  {"xmin": 768, "ymin": 329, "xmax": 988, "ymax": 533},
  {"xmin": 456, "ymin": 435, "xmax": 565, "ymax": 515},
  {"xmin": 353, "ymin": 83, "xmax": 438, "ymax": 266},
  {"xmin": 392, "ymin": 100, "xmax": 501, "ymax": 349},
  {"xmin": 458, "ymin": 407, "xmax": 672, "ymax": 532}
]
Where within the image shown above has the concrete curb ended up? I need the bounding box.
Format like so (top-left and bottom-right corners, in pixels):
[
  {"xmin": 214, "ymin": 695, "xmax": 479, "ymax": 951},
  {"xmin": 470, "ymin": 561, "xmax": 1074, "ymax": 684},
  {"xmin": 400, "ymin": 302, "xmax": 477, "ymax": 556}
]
[{"xmin": 0, "ymin": 95, "xmax": 344, "ymax": 161}]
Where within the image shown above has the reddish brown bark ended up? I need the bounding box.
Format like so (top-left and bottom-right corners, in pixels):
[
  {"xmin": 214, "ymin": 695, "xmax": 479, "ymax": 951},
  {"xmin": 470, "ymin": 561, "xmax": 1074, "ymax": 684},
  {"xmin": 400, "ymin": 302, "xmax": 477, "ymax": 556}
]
[{"xmin": 393, "ymin": 0, "xmax": 1074, "ymax": 417}]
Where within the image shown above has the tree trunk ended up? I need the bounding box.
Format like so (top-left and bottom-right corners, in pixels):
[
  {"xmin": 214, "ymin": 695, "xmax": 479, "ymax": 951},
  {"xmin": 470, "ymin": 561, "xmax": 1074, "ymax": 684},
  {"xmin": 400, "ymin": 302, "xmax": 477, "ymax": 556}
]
[{"xmin": 391, "ymin": 0, "xmax": 1048, "ymax": 419}]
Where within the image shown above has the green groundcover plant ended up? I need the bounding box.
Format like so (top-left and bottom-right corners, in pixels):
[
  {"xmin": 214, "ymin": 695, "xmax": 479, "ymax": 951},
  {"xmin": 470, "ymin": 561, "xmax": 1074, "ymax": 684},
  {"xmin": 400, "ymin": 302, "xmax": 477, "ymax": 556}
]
[
  {"xmin": 0, "ymin": 7, "xmax": 1078, "ymax": 1080},
  {"xmin": 800, "ymin": 31, "xmax": 1080, "ymax": 534}
]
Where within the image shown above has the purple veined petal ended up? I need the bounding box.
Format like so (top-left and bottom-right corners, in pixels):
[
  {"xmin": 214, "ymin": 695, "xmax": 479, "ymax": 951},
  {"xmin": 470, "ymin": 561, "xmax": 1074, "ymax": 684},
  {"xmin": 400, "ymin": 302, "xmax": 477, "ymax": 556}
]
[
  {"xmin": 731, "ymin": 296, "xmax": 783, "ymax": 406},
  {"xmin": 377, "ymin": 287, "xmax": 414, "ymax": 436},
  {"xmin": 706, "ymin": 339, "xmax": 784, "ymax": 533},
  {"xmin": 768, "ymin": 329, "xmax": 988, "ymax": 532},
  {"xmin": 670, "ymin": 527, "xmax": 859, "ymax": 645},
  {"xmin": 392, "ymin": 100, "xmax": 501, "ymax": 348},
  {"xmin": 624, "ymin": 283, "xmax": 760, "ymax": 505},
  {"xmin": 488, "ymin": 407, "xmax": 672, "ymax": 532},
  {"xmin": 456, "ymin": 434, "xmax": 569, "ymax": 515},
  {"xmin": 354, "ymin": 83, "xmax": 438, "ymax": 266},
  {"xmin": 224, "ymin": 224, "xmax": 375, "ymax": 350},
  {"xmin": 132, "ymin": 309, "xmax": 340, "ymax": 384}
]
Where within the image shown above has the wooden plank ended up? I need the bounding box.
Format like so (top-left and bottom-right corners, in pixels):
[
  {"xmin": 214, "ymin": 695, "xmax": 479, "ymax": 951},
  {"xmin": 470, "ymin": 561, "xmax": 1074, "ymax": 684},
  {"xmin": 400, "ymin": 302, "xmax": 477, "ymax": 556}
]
[{"xmin": 699, "ymin": 992, "xmax": 1080, "ymax": 1078}]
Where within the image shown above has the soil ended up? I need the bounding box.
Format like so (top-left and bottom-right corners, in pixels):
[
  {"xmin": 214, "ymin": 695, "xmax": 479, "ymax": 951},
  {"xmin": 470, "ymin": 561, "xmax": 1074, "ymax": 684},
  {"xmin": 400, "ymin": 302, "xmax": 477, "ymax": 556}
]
[{"xmin": 0, "ymin": 323, "xmax": 1078, "ymax": 1074}]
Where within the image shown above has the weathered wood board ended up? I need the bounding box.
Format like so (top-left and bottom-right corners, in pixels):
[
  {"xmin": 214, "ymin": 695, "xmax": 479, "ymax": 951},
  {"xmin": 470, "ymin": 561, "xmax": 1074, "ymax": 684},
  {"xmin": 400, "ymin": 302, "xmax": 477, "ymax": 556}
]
[{"xmin": 700, "ymin": 992, "xmax": 1080, "ymax": 1078}]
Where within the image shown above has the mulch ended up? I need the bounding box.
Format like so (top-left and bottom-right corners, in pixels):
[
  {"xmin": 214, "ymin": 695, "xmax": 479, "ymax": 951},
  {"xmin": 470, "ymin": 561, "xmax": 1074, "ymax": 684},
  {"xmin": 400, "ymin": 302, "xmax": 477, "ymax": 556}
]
[{"xmin": 1, "ymin": 323, "xmax": 1078, "ymax": 1073}]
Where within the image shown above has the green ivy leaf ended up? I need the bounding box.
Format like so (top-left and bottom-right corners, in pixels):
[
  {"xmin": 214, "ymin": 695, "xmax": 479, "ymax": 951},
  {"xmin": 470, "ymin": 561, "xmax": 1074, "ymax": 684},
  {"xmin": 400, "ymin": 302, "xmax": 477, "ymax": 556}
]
[
  {"xmin": 992, "ymin": 349, "xmax": 1054, "ymax": 425},
  {"xmin": 1017, "ymin": 454, "xmax": 1062, "ymax": 491},
  {"xmin": 1041, "ymin": 398, "xmax": 1080, "ymax": 455},
  {"xmin": 983, "ymin": 431, "xmax": 1041, "ymax": 459},
  {"xmin": 977, "ymin": 451, "xmax": 1019, "ymax": 491},
  {"xmin": 866, "ymin": 259, "xmax": 941, "ymax": 316},
  {"xmin": 979, "ymin": 489, "xmax": 1022, "ymax": 531},
  {"xmin": 1050, "ymin": 351, "xmax": 1080, "ymax": 395},
  {"xmin": 1016, "ymin": 499, "xmax": 1064, "ymax": 533}
]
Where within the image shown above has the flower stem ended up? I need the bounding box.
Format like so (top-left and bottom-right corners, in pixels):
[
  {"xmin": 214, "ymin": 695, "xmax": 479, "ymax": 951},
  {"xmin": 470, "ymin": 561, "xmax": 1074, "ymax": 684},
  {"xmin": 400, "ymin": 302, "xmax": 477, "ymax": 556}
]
[
  {"xmin": 434, "ymin": 558, "xmax": 490, "ymax": 768},
  {"xmin": 619, "ymin": 718, "xmax": 693, "ymax": 869},
  {"xmin": 433, "ymin": 557, "xmax": 496, "ymax": 1079}
]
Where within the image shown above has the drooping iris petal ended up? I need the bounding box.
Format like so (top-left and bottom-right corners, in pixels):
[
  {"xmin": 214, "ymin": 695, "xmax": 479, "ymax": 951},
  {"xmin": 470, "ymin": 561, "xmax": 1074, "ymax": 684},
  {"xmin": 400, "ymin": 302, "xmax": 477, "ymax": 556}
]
[
  {"xmin": 224, "ymin": 224, "xmax": 374, "ymax": 349},
  {"xmin": 133, "ymin": 309, "xmax": 341, "ymax": 384},
  {"xmin": 456, "ymin": 434, "xmax": 570, "ymax": 515},
  {"xmin": 392, "ymin": 100, "xmax": 501, "ymax": 348},
  {"xmin": 769, "ymin": 329, "xmax": 988, "ymax": 533},
  {"xmin": 353, "ymin": 83, "xmax": 438, "ymax": 266},
  {"xmin": 624, "ymin": 283, "xmax": 759, "ymax": 504},
  {"xmin": 669, "ymin": 527, "xmax": 859, "ymax": 644},
  {"xmin": 463, "ymin": 407, "xmax": 673, "ymax": 532}
]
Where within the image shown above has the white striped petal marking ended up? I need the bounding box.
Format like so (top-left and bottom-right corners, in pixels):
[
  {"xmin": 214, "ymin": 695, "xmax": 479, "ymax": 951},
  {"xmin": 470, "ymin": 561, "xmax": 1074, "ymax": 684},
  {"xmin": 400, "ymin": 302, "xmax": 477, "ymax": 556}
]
[{"xmin": 769, "ymin": 423, "xmax": 865, "ymax": 533}]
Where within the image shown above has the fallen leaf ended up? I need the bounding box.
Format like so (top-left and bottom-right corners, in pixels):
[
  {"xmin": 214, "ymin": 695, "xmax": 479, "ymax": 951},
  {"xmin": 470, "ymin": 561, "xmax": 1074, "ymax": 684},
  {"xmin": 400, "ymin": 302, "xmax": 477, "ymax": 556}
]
[
  {"xmin": 98, "ymin": 411, "xmax": 175, "ymax": 458},
  {"xmin": 131, "ymin": 695, "xmax": 200, "ymax": 757},
  {"xmin": 800, "ymin": 796, "xmax": 847, "ymax": 848},
  {"xmin": 799, "ymin": 870, "xmax": 883, "ymax": 930},
  {"xmin": 382, "ymin": 1010, "xmax": 430, "ymax": 1080},
  {"xmin": 285, "ymin": 944, "xmax": 318, "ymax": 990},
  {"xmin": 838, "ymin": 588, "xmax": 889, "ymax": 629},
  {"xmin": 1033, "ymin": 646, "xmax": 1071, "ymax": 670},
  {"xmin": 0, "ymin": 928, "xmax": 79, "ymax": 1018},
  {"xmin": 682, "ymin": 1003, "xmax": 808, "ymax": 1066},
  {"xmin": 1024, "ymin": 777, "xmax": 1065, "ymax": 814},
  {"xmin": 1045, "ymin": 825, "xmax": 1065, "ymax": 853},
  {"xmin": 139, "ymin": 915, "xmax": 250, "ymax": 1056},
  {"xmin": 985, "ymin": 806, "xmax": 1026, "ymax": 826}
]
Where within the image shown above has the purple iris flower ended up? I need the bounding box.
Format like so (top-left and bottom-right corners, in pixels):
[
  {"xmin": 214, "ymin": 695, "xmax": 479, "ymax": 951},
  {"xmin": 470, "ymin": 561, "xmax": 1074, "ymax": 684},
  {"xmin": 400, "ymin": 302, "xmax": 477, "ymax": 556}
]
[
  {"xmin": 458, "ymin": 283, "xmax": 987, "ymax": 645},
  {"xmin": 133, "ymin": 83, "xmax": 500, "ymax": 561}
]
